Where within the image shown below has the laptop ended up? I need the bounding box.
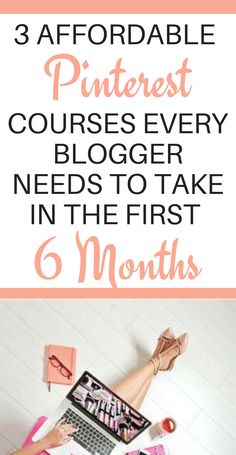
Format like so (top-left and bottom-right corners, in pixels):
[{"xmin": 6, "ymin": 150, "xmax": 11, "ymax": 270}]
[{"xmin": 33, "ymin": 371, "xmax": 152, "ymax": 455}]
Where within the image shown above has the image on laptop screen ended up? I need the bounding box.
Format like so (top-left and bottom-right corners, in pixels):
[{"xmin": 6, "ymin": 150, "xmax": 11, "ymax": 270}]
[{"xmin": 68, "ymin": 371, "xmax": 152, "ymax": 444}]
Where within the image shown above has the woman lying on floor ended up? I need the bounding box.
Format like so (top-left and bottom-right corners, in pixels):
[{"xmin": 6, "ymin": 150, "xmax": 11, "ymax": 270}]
[{"xmin": 9, "ymin": 329, "xmax": 188, "ymax": 455}]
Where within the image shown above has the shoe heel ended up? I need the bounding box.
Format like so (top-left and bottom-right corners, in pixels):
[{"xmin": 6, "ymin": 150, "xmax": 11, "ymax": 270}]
[{"xmin": 178, "ymin": 333, "xmax": 189, "ymax": 354}]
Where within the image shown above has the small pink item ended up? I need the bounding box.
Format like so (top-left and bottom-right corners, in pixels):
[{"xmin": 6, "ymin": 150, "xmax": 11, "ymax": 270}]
[
  {"xmin": 125, "ymin": 444, "xmax": 167, "ymax": 455},
  {"xmin": 46, "ymin": 344, "xmax": 76, "ymax": 391},
  {"xmin": 22, "ymin": 416, "xmax": 48, "ymax": 454}
]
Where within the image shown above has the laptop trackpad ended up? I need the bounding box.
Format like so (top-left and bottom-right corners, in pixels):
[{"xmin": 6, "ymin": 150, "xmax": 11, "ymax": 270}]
[{"xmin": 48, "ymin": 440, "xmax": 90, "ymax": 455}]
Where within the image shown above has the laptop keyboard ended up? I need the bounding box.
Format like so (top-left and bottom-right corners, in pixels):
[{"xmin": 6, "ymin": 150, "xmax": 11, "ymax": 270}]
[{"xmin": 60, "ymin": 408, "xmax": 116, "ymax": 455}]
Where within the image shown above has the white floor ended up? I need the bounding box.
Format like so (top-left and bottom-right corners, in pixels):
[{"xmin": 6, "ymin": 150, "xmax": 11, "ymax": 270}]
[{"xmin": 0, "ymin": 300, "xmax": 236, "ymax": 455}]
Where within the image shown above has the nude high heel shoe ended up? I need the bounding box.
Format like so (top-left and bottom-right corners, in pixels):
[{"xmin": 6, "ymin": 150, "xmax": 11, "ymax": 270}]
[
  {"xmin": 155, "ymin": 327, "xmax": 175, "ymax": 356},
  {"xmin": 150, "ymin": 332, "xmax": 189, "ymax": 374},
  {"xmin": 168, "ymin": 332, "xmax": 189, "ymax": 371}
]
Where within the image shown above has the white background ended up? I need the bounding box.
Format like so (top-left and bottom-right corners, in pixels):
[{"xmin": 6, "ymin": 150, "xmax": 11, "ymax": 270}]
[{"xmin": 0, "ymin": 14, "xmax": 235, "ymax": 288}]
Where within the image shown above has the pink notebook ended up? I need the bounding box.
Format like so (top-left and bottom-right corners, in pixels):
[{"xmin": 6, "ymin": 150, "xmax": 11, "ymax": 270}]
[
  {"xmin": 125, "ymin": 445, "xmax": 169, "ymax": 455},
  {"xmin": 46, "ymin": 344, "xmax": 76, "ymax": 391}
]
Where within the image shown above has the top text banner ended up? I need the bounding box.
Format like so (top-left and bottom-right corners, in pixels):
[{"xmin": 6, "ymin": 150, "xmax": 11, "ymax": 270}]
[
  {"xmin": 0, "ymin": 12, "xmax": 235, "ymax": 296},
  {"xmin": 0, "ymin": 1, "xmax": 236, "ymax": 14}
]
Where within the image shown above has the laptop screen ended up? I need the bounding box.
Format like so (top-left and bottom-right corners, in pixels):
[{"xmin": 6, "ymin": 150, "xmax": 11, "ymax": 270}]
[{"xmin": 67, "ymin": 371, "xmax": 152, "ymax": 444}]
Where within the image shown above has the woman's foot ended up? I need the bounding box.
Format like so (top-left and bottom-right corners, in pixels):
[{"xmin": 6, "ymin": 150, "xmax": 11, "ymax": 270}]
[
  {"xmin": 152, "ymin": 327, "xmax": 175, "ymax": 358},
  {"xmin": 150, "ymin": 333, "xmax": 189, "ymax": 374}
]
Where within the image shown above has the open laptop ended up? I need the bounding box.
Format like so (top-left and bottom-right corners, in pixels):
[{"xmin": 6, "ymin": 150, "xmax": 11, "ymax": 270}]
[{"xmin": 33, "ymin": 371, "xmax": 152, "ymax": 455}]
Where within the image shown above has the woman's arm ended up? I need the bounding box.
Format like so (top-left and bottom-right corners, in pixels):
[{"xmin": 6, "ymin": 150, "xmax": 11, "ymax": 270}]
[{"xmin": 8, "ymin": 421, "xmax": 77, "ymax": 455}]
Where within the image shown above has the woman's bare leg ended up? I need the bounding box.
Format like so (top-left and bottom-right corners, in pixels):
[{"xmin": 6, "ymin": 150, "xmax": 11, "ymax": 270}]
[
  {"xmin": 112, "ymin": 361, "xmax": 154, "ymax": 405},
  {"xmin": 112, "ymin": 343, "xmax": 181, "ymax": 406},
  {"xmin": 129, "ymin": 377, "xmax": 152, "ymax": 409},
  {"xmin": 127, "ymin": 330, "xmax": 175, "ymax": 409}
]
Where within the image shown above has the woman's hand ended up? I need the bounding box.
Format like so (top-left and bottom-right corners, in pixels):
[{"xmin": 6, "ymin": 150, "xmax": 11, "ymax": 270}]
[{"xmin": 42, "ymin": 421, "xmax": 77, "ymax": 448}]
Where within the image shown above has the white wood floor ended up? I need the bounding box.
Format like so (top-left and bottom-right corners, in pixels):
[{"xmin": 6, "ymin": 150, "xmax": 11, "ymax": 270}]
[{"xmin": 0, "ymin": 300, "xmax": 236, "ymax": 455}]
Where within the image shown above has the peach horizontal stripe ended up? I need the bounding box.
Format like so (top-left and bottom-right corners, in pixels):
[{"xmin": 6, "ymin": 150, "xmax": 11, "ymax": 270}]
[
  {"xmin": 0, "ymin": 0, "xmax": 235, "ymax": 14},
  {"xmin": 0, "ymin": 288, "xmax": 235, "ymax": 299}
]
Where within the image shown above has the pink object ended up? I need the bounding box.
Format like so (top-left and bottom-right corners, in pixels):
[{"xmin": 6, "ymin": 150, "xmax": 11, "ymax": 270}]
[
  {"xmin": 46, "ymin": 345, "xmax": 77, "ymax": 390},
  {"xmin": 125, "ymin": 444, "xmax": 167, "ymax": 455},
  {"xmin": 22, "ymin": 416, "xmax": 48, "ymax": 454}
]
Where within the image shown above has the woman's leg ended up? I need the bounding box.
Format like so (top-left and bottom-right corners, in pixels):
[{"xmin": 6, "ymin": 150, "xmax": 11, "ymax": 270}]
[
  {"xmin": 112, "ymin": 361, "xmax": 154, "ymax": 405},
  {"xmin": 129, "ymin": 377, "xmax": 152, "ymax": 409},
  {"xmin": 112, "ymin": 342, "xmax": 181, "ymax": 407},
  {"xmin": 126, "ymin": 329, "xmax": 175, "ymax": 409}
]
